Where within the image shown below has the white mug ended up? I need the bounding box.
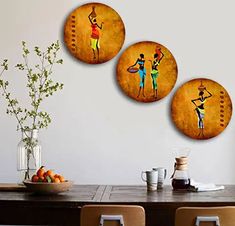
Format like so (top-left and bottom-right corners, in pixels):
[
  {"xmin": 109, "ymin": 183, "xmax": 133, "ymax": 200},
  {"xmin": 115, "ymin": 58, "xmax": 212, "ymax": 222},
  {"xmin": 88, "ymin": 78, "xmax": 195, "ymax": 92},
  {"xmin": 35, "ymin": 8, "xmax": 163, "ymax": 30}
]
[
  {"xmin": 153, "ymin": 167, "xmax": 167, "ymax": 189},
  {"xmin": 141, "ymin": 170, "xmax": 158, "ymax": 191}
]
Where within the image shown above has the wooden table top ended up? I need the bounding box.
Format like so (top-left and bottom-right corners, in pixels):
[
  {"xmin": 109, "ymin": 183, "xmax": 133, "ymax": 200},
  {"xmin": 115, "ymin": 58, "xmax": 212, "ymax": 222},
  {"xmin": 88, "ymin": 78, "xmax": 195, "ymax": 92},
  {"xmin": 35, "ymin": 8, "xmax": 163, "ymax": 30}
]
[
  {"xmin": 0, "ymin": 185, "xmax": 105, "ymax": 208},
  {"xmin": 101, "ymin": 185, "xmax": 235, "ymax": 204},
  {"xmin": 0, "ymin": 185, "xmax": 234, "ymax": 205},
  {"xmin": 0, "ymin": 184, "xmax": 234, "ymax": 226}
]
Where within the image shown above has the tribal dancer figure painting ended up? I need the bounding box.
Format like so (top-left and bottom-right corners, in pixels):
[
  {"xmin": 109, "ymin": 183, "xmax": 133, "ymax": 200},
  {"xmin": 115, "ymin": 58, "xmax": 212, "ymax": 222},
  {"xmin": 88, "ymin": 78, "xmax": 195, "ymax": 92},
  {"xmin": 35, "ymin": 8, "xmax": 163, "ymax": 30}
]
[
  {"xmin": 149, "ymin": 48, "xmax": 164, "ymax": 99},
  {"xmin": 191, "ymin": 81, "xmax": 212, "ymax": 138},
  {"xmin": 88, "ymin": 6, "xmax": 104, "ymax": 62}
]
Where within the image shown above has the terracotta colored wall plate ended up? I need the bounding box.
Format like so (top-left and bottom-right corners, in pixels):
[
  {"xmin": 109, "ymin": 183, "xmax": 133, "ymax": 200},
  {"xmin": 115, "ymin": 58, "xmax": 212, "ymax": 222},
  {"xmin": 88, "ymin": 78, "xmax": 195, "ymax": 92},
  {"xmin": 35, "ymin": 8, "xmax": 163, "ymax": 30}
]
[
  {"xmin": 116, "ymin": 41, "xmax": 178, "ymax": 103},
  {"xmin": 171, "ymin": 78, "xmax": 232, "ymax": 140},
  {"xmin": 64, "ymin": 2, "xmax": 125, "ymax": 64}
]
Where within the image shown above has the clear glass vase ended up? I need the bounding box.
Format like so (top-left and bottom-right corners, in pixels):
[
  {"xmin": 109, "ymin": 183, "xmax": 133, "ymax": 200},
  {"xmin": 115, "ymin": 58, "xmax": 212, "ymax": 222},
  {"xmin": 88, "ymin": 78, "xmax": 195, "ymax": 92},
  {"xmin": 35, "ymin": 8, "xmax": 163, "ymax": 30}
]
[{"xmin": 17, "ymin": 129, "xmax": 41, "ymax": 183}]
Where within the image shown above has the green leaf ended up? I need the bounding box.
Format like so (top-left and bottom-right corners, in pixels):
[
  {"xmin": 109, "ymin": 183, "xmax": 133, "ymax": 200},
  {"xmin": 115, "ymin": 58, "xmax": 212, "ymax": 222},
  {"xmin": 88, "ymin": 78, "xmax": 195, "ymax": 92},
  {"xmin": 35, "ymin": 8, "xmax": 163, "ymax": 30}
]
[
  {"xmin": 0, "ymin": 40, "xmax": 64, "ymax": 135},
  {"xmin": 46, "ymin": 176, "xmax": 52, "ymax": 183},
  {"xmin": 56, "ymin": 59, "xmax": 63, "ymax": 64}
]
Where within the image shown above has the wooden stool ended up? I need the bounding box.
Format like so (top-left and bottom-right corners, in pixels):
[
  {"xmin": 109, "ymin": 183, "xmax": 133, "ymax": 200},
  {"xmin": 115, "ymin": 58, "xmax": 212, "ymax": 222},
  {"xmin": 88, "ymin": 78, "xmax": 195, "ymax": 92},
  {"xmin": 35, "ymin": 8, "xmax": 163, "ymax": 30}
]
[
  {"xmin": 175, "ymin": 206, "xmax": 235, "ymax": 226},
  {"xmin": 80, "ymin": 205, "xmax": 145, "ymax": 226}
]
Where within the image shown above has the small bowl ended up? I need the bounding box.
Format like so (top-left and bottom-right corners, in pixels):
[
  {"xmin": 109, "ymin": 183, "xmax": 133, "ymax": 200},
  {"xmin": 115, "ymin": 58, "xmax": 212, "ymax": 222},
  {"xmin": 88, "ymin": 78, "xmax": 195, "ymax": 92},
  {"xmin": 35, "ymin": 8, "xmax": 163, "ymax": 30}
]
[{"xmin": 23, "ymin": 180, "xmax": 73, "ymax": 194}]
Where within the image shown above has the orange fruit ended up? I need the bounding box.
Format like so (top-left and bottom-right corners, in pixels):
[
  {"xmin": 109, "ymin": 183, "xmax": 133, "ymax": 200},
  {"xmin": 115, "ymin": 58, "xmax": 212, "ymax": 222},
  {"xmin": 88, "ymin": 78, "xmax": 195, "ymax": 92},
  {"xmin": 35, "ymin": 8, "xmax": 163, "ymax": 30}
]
[
  {"xmin": 46, "ymin": 170, "xmax": 54, "ymax": 178},
  {"xmin": 58, "ymin": 175, "xmax": 65, "ymax": 182},
  {"xmin": 43, "ymin": 177, "xmax": 47, "ymax": 183},
  {"xmin": 34, "ymin": 168, "xmax": 66, "ymax": 183},
  {"xmin": 31, "ymin": 175, "xmax": 39, "ymax": 182},
  {"xmin": 52, "ymin": 177, "xmax": 57, "ymax": 183},
  {"xmin": 36, "ymin": 166, "xmax": 45, "ymax": 178},
  {"xmin": 54, "ymin": 178, "xmax": 60, "ymax": 183},
  {"xmin": 38, "ymin": 176, "xmax": 45, "ymax": 182},
  {"xmin": 50, "ymin": 175, "xmax": 55, "ymax": 182}
]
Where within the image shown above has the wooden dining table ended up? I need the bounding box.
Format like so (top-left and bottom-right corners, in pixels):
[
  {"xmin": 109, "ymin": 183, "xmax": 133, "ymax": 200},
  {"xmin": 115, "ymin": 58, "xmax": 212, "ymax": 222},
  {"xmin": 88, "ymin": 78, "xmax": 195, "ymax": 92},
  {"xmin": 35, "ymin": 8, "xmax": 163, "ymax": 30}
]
[{"xmin": 0, "ymin": 184, "xmax": 235, "ymax": 226}]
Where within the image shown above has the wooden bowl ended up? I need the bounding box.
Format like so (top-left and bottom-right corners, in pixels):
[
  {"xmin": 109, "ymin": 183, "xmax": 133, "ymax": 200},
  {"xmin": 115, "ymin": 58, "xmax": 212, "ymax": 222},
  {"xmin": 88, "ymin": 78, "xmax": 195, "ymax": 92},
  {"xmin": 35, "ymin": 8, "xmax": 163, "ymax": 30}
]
[{"xmin": 23, "ymin": 180, "xmax": 73, "ymax": 194}]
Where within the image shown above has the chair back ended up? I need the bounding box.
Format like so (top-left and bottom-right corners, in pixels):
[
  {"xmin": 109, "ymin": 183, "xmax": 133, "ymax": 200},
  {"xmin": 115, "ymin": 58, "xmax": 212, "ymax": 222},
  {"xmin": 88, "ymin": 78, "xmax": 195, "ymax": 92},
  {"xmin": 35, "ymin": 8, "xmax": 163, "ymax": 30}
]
[
  {"xmin": 175, "ymin": 206, "xmax": 235, "ymax": 226},
  {"xmin": 80, "ymin": 205, "xmax": 145, "ymax": 226}
]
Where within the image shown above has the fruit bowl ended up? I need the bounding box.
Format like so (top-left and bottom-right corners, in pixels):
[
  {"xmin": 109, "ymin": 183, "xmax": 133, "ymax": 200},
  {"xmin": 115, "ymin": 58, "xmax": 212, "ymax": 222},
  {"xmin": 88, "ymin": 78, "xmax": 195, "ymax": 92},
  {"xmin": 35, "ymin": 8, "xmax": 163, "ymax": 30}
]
[{"xmin": 23, "ymin": 180, "xmax": 73, "ymax": 194}]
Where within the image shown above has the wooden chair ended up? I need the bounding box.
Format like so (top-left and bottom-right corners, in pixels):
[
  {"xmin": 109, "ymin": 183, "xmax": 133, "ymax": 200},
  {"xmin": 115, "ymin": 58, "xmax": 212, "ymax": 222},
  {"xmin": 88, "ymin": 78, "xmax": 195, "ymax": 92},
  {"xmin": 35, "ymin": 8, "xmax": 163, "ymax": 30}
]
[
  {"xmin": 80, "ymin": 205, "xmax": 145, "ymax": 226},
  {"xmin": 175, "ymin": 206, "xmax": 235, "ymax": 226}
]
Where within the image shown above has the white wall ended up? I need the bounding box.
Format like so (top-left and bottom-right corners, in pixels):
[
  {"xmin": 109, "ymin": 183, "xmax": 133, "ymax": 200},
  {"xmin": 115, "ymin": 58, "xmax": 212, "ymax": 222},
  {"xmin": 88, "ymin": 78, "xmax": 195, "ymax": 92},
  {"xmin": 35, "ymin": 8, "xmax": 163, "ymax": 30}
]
[{"xmin": 0, "ymin": 0, "xmax": 235, "ymax": 185}]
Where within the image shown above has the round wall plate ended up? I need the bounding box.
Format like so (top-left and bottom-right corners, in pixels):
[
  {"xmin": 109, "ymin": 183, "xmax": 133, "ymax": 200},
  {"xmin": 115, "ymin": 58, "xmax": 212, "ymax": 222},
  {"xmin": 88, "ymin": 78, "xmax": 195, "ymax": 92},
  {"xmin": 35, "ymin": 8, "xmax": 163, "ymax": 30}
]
[
  {"xmin": 64, "ymin": 2, "xmax": 125, "ymax": 64},
  {"xmin": 116, "ymin": 41, "xmax": 178, "ymax": 103},
  {"xmin": 171, "ymin": 78, "xmax": 232, "ymax": 140}
]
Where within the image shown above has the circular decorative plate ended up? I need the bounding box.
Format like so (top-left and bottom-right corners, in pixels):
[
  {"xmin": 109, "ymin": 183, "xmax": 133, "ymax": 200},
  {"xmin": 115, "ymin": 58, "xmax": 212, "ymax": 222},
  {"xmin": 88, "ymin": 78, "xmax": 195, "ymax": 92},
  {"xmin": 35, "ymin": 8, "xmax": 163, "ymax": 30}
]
[
  {"xmin": 116, "ymin": 41, "xmax": 178, "ymax": 103},
  {"xmin": 64, "ymin": 2, "xmax": 125, "ymax": 64},
  {"xmin": 24, "ymin": 180, "xmax": 73, "ymax": 194},
  {"xmin": 171, "ymin": 78, "xmax": 232, "ymax": 140}
]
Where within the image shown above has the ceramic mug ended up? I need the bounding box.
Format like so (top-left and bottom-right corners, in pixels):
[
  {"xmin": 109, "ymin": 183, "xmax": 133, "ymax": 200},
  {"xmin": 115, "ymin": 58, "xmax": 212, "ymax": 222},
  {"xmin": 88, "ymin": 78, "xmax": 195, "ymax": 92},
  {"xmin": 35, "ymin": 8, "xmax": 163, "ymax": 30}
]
[
  {"xmin": 141, "ymin": 170, "xmax": 158, "ymax": 191},
  {"xmin": 153, "ymin": 167, "xmax": 167, "ymax": 189}
]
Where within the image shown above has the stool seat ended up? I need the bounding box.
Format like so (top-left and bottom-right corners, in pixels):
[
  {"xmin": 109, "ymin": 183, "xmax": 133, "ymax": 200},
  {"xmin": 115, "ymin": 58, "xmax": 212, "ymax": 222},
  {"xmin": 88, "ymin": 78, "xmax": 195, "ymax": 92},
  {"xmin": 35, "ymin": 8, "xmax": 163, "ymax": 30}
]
[
  {"xmin": 175, "ymin": 206, "xmax": 235, "ymax": 226},
  {"xmin": 80, "ymin": 205, "xmax": 145, "ymax": 226}
]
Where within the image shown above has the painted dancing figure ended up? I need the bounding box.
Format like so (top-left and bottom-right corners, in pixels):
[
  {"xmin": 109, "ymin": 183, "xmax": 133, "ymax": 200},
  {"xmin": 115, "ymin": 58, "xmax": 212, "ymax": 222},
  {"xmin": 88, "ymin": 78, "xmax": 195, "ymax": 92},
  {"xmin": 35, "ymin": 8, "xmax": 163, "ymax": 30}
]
[
  {"xmin": 149, "ymin": 48, "xmax": 164, "ymax": 99},
  {"xmin": 88, "ymin": 6, "xmax": 104, "ymax": 62},
  {"xmin": 191, "ymin": 82, "xmax": 212, "ymax": 138},
  {"xmin": 128, "ymin": 54, "xmax": 146, "ymax": 98}
]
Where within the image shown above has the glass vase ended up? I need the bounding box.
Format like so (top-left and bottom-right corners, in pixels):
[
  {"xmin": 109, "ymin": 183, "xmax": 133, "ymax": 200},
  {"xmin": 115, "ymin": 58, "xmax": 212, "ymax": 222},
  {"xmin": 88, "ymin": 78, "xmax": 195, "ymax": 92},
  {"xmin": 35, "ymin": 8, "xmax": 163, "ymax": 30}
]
[{"xmin": 17, "ymin": 129, "xmax": 41, "ymax": 183}]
